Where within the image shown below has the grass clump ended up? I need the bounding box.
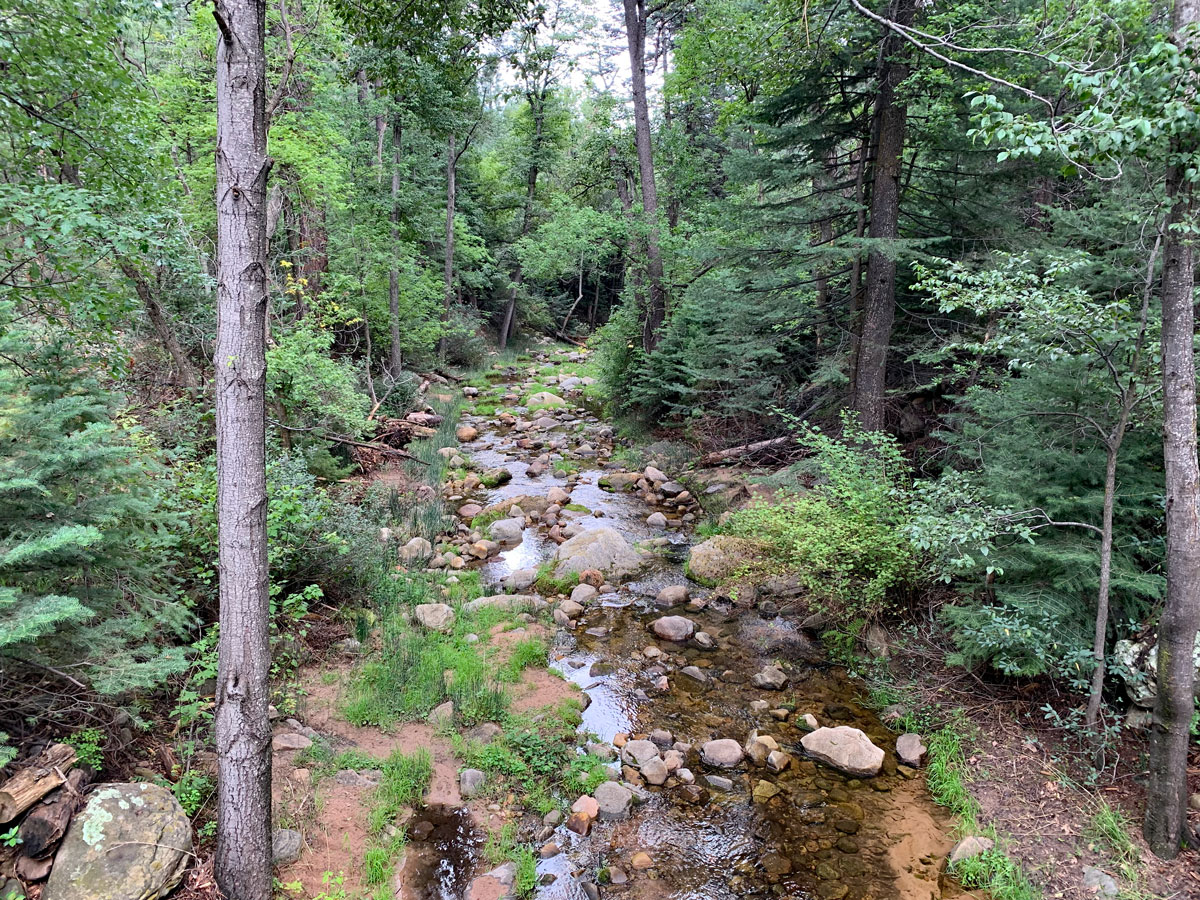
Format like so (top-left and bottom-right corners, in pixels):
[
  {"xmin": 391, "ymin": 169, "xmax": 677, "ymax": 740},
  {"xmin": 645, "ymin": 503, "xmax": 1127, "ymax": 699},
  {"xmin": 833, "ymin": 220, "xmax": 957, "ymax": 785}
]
[
  {"xmin": 368, "ymin": 748, "xmax": 433, "ymax": 834},
  {"xmin": 500, "ymin": 637, "xmax": 548, "ymax": 681},
  {"xmin": 533, "ymin": 560, "xmax": 580, "ymax": 595}
]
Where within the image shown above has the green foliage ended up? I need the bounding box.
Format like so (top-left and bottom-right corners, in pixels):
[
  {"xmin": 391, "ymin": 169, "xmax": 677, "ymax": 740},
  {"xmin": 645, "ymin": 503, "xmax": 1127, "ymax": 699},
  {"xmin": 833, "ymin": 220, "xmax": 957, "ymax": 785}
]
[
  {"xmin": 368, "ymin": 748, "xmax": 433, "ymax": 834},
  {"xmin": 172, "ymin": 769, "xmax": 214, "ymax": 819},
  {"xmin": 267, "ymin": 323, "xmax": 370, "ymax": 441},
  {"xmin": 64, "ymin": 728, "xmax": 105, "ymax": 771}
]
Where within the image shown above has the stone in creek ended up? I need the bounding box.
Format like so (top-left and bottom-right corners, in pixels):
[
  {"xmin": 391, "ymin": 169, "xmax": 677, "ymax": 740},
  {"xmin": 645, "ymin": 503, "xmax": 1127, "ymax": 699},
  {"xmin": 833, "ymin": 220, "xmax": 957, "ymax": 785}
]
[
  {"xmin": 586, "ymin": 743, "xmax": 615, "ymax": 761},
  {"xmin": 458, "ymin": 503, "xmax": 482, "ymax": 518},
  {"xmin": 414, "ymin": 603, "xmax": 455, "ymax": 632},
  {"xmin": 663, "ymin": 750, "xmax": 683, "ymax": 772},
  {"xmin": 553, "ymin": 609, "xmax": 571, "ymax": 627},
  {"xmin": 559, "ymin": 598, "xmax": 584, "ymax": 619},
  {"xmin": 507, "ymin": 567, "xmax": 537, "ymax": 591},
  {"xmin": 487, "ymin": 517, "xmax": 524, "ymax": 544},
  {"xmin": 750, "ymin": 700, "xmax": 770, "ymax": 713},
  {"xmin": 399, "ymin": 536, "xmax": 433, "ymax": 565},
  {"xmin": 692, "ymin": 631, "xmax": 715, "ymax": 650},
  {"xmin": 753, "ymin": 780, "xmax": 782, "ymax": 803},
  {"xmin": 553, "ymin": 527, "xmax": 644, "ymax": 581},
  {"xmin": 598, "ymin": 471, "xmax": 641, "ymax": 492},
  {"xmin": 705, "ymin": 775, "xmax": 734, "ymax": 792},
  {"xmin": 649, "ymin": 728, "xmax": 674, "ymax": 747},
  {"xmin": 801, "ymin": 726, "xmax": 885, "ymax": 777},
  {"xmin": 640, "ymin": 756, "xmax": 669, "ymax": 786},
  {"xmin": 644, "ymin": 465, "xmax": 668, "ymax": 483},
  {"xmin": 654, "ymin": 585, "xmax": 689, "ymax": 608},
  {"xmin": 661, "ymin": 481, "xmax": 685, "ymax": 496},
  {"xmin": 572, "ymin": 795, "xmax": 599, "ymax": 818},
  {"xmin": 570, "ymin": 583, "xmax": 599, "ymax": 605},
  {"xmin": 833, "ymin": 818, "xmax": 860, "ymax": 834},
  {"xmin": 546, "ymin": 486, "xmax": 570, "ymax": 504},
  {"xmin": 589, "ymin": 661, "xmax": 614, "ymax": 677},
  {"xmin": 896, "ymin": 733, "xmax": 927, "ymax": 767},
  {"xmin": 767, "ymin": 750, "xmax": 791, "ymax": 773},
  {"xmin": 678, "ymin": 784, "xmax": 707, "ymax": 804},
  {"xmin": 760, "ymin": 851, "xmax": 792, "ymax": 876},
  {"xmin": 594, "ymin": 781, "xmax": 633, "ymax": 820},
  {"xmin": 745, "ymin": 732, "xmax": 780, "ymax": 766},
  {"xmin": 651, "ymin": 615, "xmax": 695, "ymax": 642},
  {"xmin": 621, "ymin": 739, "xmax": 660, "ymax": 767},
  {"xmin": 752, "ymin": 665, "xmax": 788, "ymax": 690},
  {"xmin": 685, "ymin": 535, "xmax": 759, "ymax": 586},
  {"xmin": 800, "ymin": 713, "xmax": 820, "ymax": 731},
  {"xmin": 538, "ymin": 842, "xmax": 560, "ymax": 859},
  {"xmin": 566, "ymin": 812, "xmax": 592, "ymax": 836},
  {"xmin": 630, "ymin": 852, "xmax": 653, "ymax": 870},
  {"xmin": 701, "ymin": 739, "xmax": 744, "ymax": 768},
  {"xmin": 608, "ymin": 867, "xmax": 629, "ymax": 885},
  {"xmin": 646, "ymin": 512, "xmax": 668, "ymax": 528},
  {"xmin": 679, "ymin": 666, "xmax": 707, "ymax": 686},
  {"xmin": 455, "ymin": 424, "xmax": 478, "ymax": 442}
]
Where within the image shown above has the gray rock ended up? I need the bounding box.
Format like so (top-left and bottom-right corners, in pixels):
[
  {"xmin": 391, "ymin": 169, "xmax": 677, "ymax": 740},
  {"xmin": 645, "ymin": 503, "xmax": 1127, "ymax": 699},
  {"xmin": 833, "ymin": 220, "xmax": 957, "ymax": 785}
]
[
  {"xmin": 686, "ymin": 536, "xmax": 760, "ymax": 585},
  {"xmin": 507, "ymin": 567, "xmax": 538, "ymax": 591},
  {"xmin": 621, "ymin": 739, "xmax": 660, "ymax": 767},
  {"xmin": 399, "ymin": 536, "xmax": 433, "ymax": 565},
  {"xmin": 752, "ymin": 666, "xmax": 788, "ymax": 690},
  {"xmin": 429, "ymin": 700, "xmax": 454, "ymax": 727},
  {"xmin": 1081, "ymin": 867, "xmax": 1118, "ymax": 898},
  {"xmin": 272, "ymin": 828, "xmax": 303, "ymax": 866},
  {"xmin": 896, "ymin": 733, "xmax": 927, "ymax": 767},
  {"xmin": 594, "ymin": 781, "xmax": 633, "ymax": 820},
  {"xmin": 272, "ymin": 733, "xmax": 312, "ymax": 752},
  {"xmin": 0, "ymin": 878, "xmax": 24, "ymax": 900},
  {"xmin": 646, "ymin": 512, "xmax": 668, "ymax": 528},
  {"xmin": 651, "ymin": 615, "xmax": 696, "ymax": 642},
  {"xmin": 641, "ymin": 756, "xmax": 669, "ymax": 785},
  {"xmin": 467, "ymin": 722, "xmax": 503, "ymax": 744},
  {"xmin": 559, "ymin": 598, "xmax": 584, "ymax": 619},
  {"xmin": 649, "ymin": 728, "xmax": 674, "ymax": 747},
  {"xmin": 553, "ymin": 527, "xmax": 644, "ymax": 581},
  {"xmin": 42, "ymin": 783, "xmax": 192, "ymax": 900},
  {"xmin": 654, "ymin": 585, "xmax": 689, "ymax": 608},
  {"xmin": 487, "ymin": 517, "xmax": 525, "ymax": 544},
  {"xmin": 701, "ymin": 739, "xmax": 744, "ymax": 768},
  {"xmin": 570, "ymin": 583, "xmax": 599, "ymax": 606},
  {"xmin": 460, "ymin": 768, "xmax": 487, "ymax": 799},
  {"xmin": 948, "ymin": 835, "xmax": 994, "ymax": 864},
  {"xmin": 705, "ymin": 775, "xmax": 734, "ymax": 792},
  {"xmin": 692, "ymin": 631, "xmax": 715, "ymax": 650},
  {"xmin": 415, "ymin": 602, "xmax": 456, "ymax": 632},
  {"xmin": 680, "ymin": 665, "xmax": 708, "ymax": 684},
  {"xmin": 801, "ymin": 726, "xmax": 884, "ymax": 777}
]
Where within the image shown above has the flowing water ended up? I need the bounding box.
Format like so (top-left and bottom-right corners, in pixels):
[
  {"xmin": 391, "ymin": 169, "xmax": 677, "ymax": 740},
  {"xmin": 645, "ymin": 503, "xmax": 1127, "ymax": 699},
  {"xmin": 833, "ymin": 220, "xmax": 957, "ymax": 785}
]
[{"xmin": 437, "ymin": 351, "xmax": 961, "ymax": 900}]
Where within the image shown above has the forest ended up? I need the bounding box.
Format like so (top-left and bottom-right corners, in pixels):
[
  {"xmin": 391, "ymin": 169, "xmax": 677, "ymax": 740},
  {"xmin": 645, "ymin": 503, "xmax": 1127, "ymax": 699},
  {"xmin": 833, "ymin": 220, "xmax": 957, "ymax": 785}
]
[{"xmin": 1, "ymin": 0, "xmax": 1198, "ymax": 899}]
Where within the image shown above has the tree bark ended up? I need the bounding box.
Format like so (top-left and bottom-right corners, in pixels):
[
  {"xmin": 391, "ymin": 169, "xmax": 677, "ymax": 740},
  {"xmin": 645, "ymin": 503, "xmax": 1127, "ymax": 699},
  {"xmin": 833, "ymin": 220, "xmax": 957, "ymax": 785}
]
[
  {"xmin": 439, "ymin": 131, "xmax": 456, "ymax": 361},
  {"xmin": 18, "ymin": 766, "xmax": 94, "ymax": 857},
  {"xmin": 622, "ymin": 0, "xmax": 667, "ymax": 351},
  {"xmin": 852, "ymin": 0, "xmax": 918, "ymax": 431},
  {"xmin": 0, "ymin": 744, "xmax": 76, "ymax": 824},
  {"xmin": 387, "ymin": 114, "xmax": 403, "ymax": 375},
  {"xmin": 1145, "ymin": 3, "xmax": 1200, "ymax": 853},
  {"xmin": 213, "ymin": 2, "xmax": 272, "ymax": 898},
  {"xmin": 499, "ymin": 89, "xmax": 545, "ymax": 350}
]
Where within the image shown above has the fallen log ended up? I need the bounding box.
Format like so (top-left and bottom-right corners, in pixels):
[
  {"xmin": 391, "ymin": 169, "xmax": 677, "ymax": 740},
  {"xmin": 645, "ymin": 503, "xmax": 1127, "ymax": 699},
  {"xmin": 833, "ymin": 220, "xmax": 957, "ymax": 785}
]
[
  {"xmin": 18, "ymin": 767, "xmax": 94, "ymax": 857},
  {"xmin": 0, "ymin": 744, "xmax": 76, "ymax": 824},
  {"xmin": 698, "ymin": 435, "xmax": 795, "ymax": 467}
]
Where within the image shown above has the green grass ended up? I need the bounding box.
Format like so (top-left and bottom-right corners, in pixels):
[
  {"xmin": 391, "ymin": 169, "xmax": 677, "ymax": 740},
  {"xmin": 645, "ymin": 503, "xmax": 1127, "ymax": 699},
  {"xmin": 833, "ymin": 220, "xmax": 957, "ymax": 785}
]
[
  {"xmin": 563, "ymin": 503, "xmax": 589, "ymax": 513},
  {"xmin": 512, "ymin": 846, "xmax": 538, "ymax": 897},
  {"xmin": 533, "ymin": 559, "xmax": 580, "ymax": 595},
  {"xmin": 363, "ymin": 846, "xmax": 392, "ymax": 886},
  {"xmin": 368, "ymin": 748, "xmax": 433, "ymax": 834},
  {"xmin": 501, "ymin": 637, "xmax": 548, "ymax": 682},
  {"xmin": 952, "ymin": 849, "xmax": 1039, "ymax": 900},
  {"xmin": 1086, "ymin": 799, "xmax": 1141, "ymax": 883}
]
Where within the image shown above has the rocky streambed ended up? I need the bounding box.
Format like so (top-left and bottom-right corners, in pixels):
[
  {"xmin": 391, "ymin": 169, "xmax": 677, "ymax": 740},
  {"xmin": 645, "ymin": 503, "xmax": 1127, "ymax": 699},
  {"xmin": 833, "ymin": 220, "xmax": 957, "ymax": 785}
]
[{"xmin": 429, "ymin": 348, "xmax": 968, "ymax": 900}]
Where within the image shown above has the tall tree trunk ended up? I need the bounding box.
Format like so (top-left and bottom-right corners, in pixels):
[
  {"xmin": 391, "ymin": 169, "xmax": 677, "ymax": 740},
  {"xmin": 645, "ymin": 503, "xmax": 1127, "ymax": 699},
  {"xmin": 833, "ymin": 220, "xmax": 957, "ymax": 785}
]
[
  {"xmin": 847, "ymin": 137, "xmax": 869, "ymax": 395},
  {"xmin": 622, "ymin": 0, "xmax": 667, "ymax": 352},
  {"xmin": 1145, "ymin": 4, "xmax": 1200, "ymax": 853},
  {"xmin": 499, "ymin": 92, "xmax": 544, "ymax": 350},
  {"xmin": 439, "ymin": 132, "xmax": 456, "ymax": 362},
  {"xmin": 387, "ymin": 114, "xmax": 403, "ymax": 375},
  {"xmin": 852, "ymin": 0, "xmax": 917, "ymax": 431},
  {"xmin": 212, "ymin": 2, "xmax": 272, "ymax": 898}
]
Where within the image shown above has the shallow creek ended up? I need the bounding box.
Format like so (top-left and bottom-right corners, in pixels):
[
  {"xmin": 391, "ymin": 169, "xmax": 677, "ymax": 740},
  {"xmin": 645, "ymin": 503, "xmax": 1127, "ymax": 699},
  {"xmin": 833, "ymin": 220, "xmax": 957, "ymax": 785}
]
[{"xmin": 434, "ymin": 358, "xmax": 963, "ymax": 900}]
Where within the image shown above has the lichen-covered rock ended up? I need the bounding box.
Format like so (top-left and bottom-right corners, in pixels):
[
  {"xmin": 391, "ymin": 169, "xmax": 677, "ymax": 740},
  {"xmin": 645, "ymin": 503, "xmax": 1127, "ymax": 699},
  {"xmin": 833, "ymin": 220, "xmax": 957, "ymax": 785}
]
[
  {"xmin": 685, "ymin": 536, "xmax": 759, "ymax": 585},
  {"xmin": 526, "ymin": 392, "xmax": 566, "ymax": 408},
  {"xmin": 553, "ymin": 527, "xmax": 644, "ymax": 582},
  {"xmin": 415, "ymin": 603, "xmax": 455, "ymax": 632},
  {"xmin": 43, "ymin": 782, "xmax": 192, "ymax": 900}
]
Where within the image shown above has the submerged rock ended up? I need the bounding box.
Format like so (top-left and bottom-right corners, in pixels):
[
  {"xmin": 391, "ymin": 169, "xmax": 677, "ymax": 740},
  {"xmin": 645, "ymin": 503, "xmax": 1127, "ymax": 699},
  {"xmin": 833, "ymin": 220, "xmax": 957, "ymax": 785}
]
[
  {"xmin": 553, "ymin": 527, "xmax": 644, "ymax": 581},
  {"xmin": 651, "ymin": 615, "xmax": 696, "ymax": 642}
]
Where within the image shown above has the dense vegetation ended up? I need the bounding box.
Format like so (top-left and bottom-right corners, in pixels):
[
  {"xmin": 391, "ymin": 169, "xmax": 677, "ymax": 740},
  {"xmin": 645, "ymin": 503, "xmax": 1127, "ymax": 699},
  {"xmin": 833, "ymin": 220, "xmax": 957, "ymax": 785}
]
[{"xmin": 2, "ymin": 0, "xmax": 1199, "ymax": 892}]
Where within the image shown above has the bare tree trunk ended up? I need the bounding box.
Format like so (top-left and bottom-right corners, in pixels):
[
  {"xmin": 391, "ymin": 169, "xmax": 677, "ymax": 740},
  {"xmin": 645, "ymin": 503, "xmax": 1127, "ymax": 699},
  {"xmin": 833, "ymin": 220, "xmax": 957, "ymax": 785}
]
[
  {"xmin": 500, "ymin": 93, "xmax": 544, "ymax": 350},
  {"xmin": 813, "ymin": 147, "xmax": 837, "ymax": 349},
  {"xmin": 1145, "ymin": 3, "xmax": 1200, "ymax": 850},
  {"xmin": 852, "ymin": 0, "xmax": 917, "ymax": 431},
  {"xmin": 622, "ymin": 0, "xmax": 667, "ymax": 352},
  {"xmin": 119, "ymin": 261, "xmax": 198, "ymax": 389},
  {"xmin": 439, "ymin": 132, "xmax": 456, "ymax": 362},
  {"xmin": 212, "ymin": 2, "xmax": 272, "ymax": 898},
  {"xmin": 847, "ymin": 137, "xmax": 868, "ymax": 395},
  {"xmin": 387, "ymin": 114, "xmax": 403, "ymax": 375}
]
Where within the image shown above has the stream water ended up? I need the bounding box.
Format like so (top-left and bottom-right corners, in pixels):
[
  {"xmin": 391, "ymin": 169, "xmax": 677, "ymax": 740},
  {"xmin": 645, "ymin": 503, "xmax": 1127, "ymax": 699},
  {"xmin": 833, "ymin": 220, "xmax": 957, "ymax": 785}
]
[{"xmin": 437, "ymin": 351, "xmax": 960, "ymax": 900}]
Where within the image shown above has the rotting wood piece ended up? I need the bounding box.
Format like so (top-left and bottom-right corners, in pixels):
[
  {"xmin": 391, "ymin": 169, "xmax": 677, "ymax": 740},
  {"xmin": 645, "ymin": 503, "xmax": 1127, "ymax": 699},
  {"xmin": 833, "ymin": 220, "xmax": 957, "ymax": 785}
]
[
  {"xmin": 18, "ymin": 767, "xmax": 95, "ymax": 857},
  {"xmin": 0, "ymin": 744, "xmax": 76, "ymax": 824},
  {"xmin": 698, "ymin": 435, "xmax": 795, "ymax": 467}
]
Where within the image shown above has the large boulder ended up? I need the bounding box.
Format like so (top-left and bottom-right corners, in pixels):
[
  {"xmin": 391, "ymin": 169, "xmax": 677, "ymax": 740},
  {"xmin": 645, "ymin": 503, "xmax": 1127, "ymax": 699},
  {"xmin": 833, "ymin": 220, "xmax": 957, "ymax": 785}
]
[
  {"xmin": 700, "ymin": 739, "xmax": 744, "ymax": 768},
  {"xmin": 399, "ymin": 536, "xmax": 433, "ymax": 565},
  {"xmin": 651, "ymin": 616, "xmax": 696, "ymax": 642},
  {"xmin": 476, "ymin": 495, "xmax": 552, "ymax": 521},
  {"xmin": 487, "ymin": 518, "xmax": 525, "ymax": 544},
  {"xmin": 553, "ymin": 527, "xmax": 644, "ymax": 582},
  {"xmin": 43, "ymin": 783, "xmax": 192, "ymax": 900},
  {"xmin": 526, "ymin": 391, "xmax": 566, "ymax": 408},
  {"xmin": 415, "ymin": 603, "xmax": 456, "ymax": 632},
  {"xmin": 594, "ymin": 781, "xmax": 633, "ymax": 821},
  {"xmin": 686, "ymin": 536, "xmax": 759, "ymax": 585},
  {"xmin": 598, "ymin": 472, "xmax": 641, "ymax": 492},
  {"xmin": 800, "ymin": 726, "xmax": 884, "ymax": 777},
  {"xmin": 462, "ymin": 594, "xmax": 537, "ymax": 615},
  {"xmin": 1113, "ymin": 634, "xmax": 1200, "ymax": 707}
]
